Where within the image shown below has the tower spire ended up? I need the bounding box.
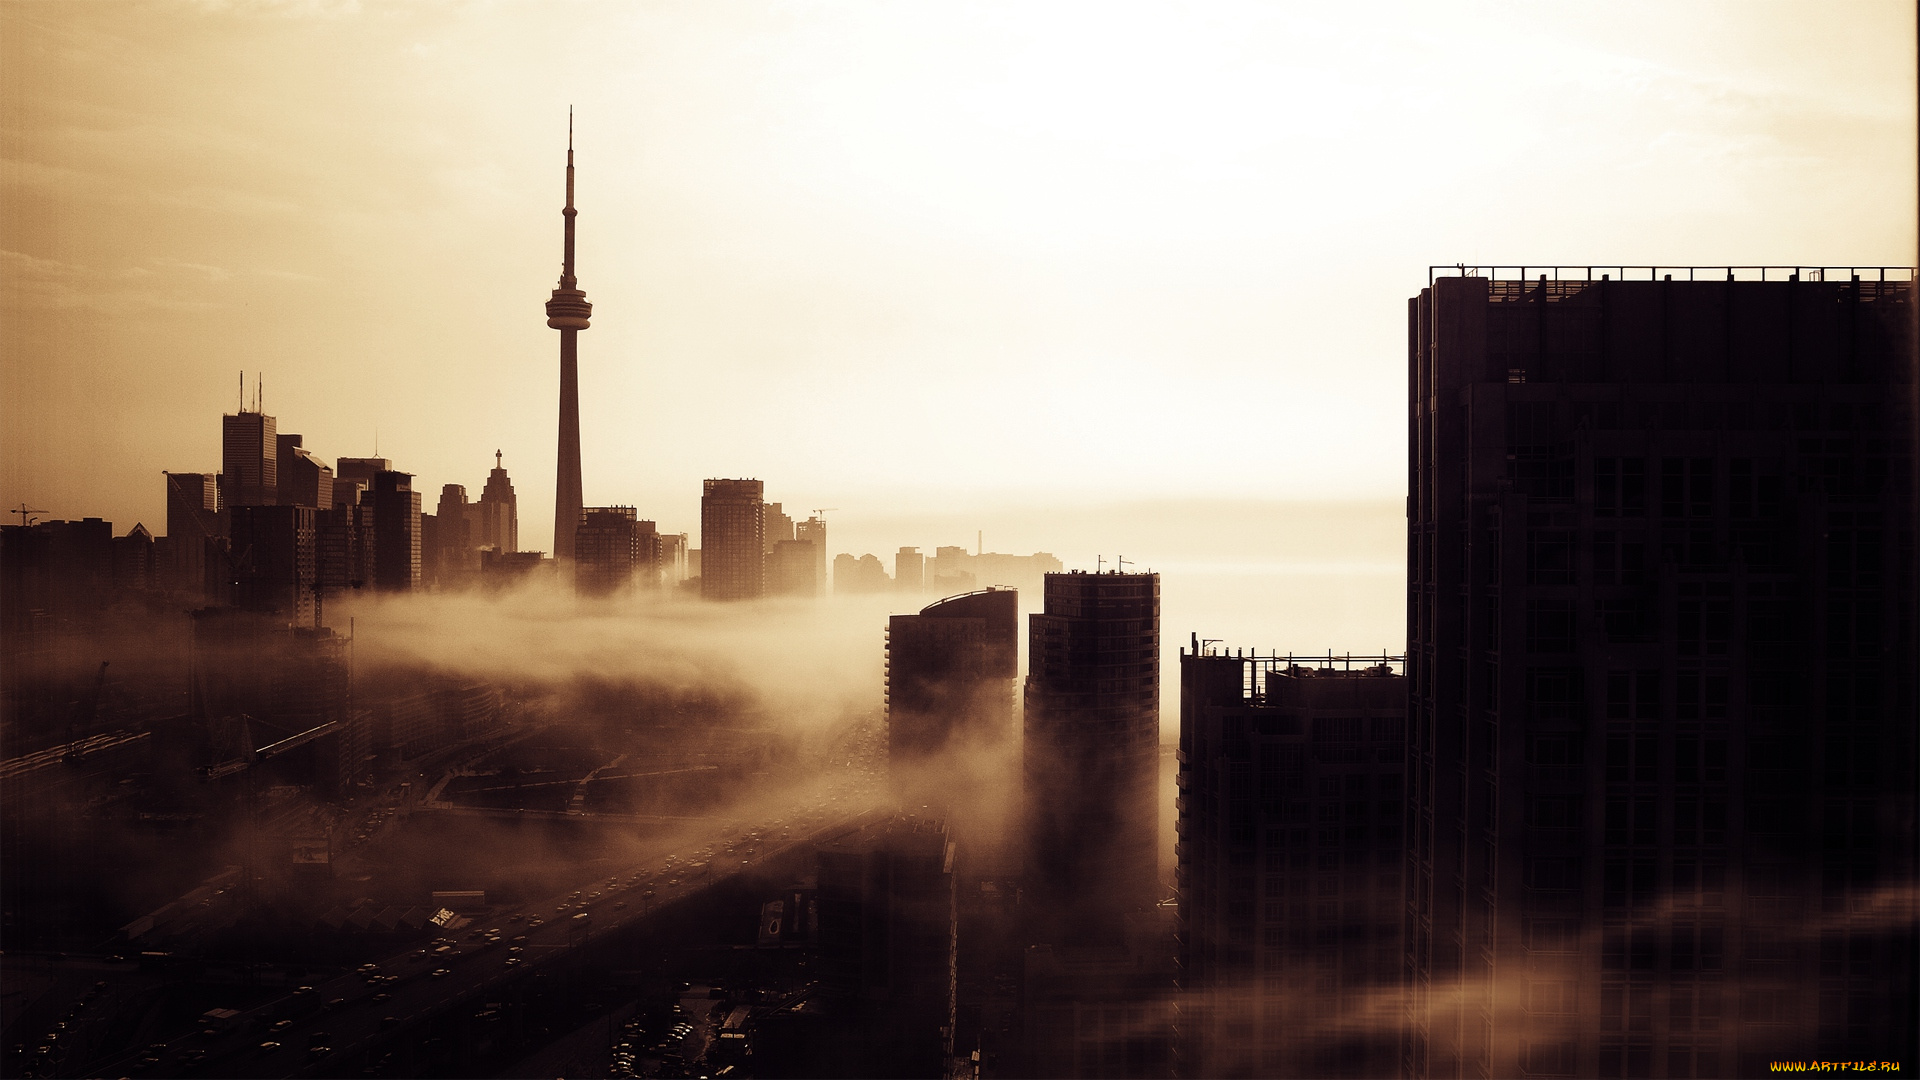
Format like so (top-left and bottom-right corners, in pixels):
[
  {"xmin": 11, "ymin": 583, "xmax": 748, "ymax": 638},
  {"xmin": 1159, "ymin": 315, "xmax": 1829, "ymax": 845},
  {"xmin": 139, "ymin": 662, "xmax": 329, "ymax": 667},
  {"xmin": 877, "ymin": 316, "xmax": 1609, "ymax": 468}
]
[{"xmin": 545, "ymin": 112, "xmax": 591, "ymax": 560}]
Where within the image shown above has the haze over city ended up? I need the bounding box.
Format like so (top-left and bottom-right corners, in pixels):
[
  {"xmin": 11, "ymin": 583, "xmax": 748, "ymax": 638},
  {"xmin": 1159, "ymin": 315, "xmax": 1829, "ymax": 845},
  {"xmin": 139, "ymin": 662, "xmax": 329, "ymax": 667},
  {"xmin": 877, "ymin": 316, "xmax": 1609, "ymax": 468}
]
[{"xmin": 2, "ymin": 3, "xmax": 1916, "ymax": 1079}]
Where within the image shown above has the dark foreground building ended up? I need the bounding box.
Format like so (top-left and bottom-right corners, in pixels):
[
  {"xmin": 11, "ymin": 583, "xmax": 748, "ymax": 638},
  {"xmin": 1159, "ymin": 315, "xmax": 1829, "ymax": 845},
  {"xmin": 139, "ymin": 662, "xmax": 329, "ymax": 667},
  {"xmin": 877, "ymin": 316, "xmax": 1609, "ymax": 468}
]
[
  {"xmin": 1024, "ymin": 571, "xmax": 1161, "ymax": 940},
  {"xmin": 1177, "ymin": 649, "xmax": 1407, "ymax": 1078},
  {"xmin": 1405, "ymin": 267, "xmax": 1916, "ymax": 1077},
  {"xmin": 886, "ymin": 588, "xmax": 1019, "ymax": 762}
]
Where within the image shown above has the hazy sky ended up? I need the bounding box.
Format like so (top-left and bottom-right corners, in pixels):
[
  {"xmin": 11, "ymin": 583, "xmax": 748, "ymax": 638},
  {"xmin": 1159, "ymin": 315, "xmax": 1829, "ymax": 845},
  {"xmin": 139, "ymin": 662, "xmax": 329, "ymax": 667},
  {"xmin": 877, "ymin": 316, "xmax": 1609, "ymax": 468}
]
[{"xmin": 2, "ymin": 0, "xmax": 1914, "ymax": 553}]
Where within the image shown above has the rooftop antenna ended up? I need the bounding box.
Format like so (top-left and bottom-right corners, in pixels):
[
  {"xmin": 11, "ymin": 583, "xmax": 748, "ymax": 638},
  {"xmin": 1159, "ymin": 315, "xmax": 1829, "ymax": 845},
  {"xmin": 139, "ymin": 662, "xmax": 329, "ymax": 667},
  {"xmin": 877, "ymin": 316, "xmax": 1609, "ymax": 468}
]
[
  {"xmin": 238, "ymin": 370, "xmax": 244, "ymax": 412},
  {"xmin": 1096, "ymin": 555, "xmax": 1104, "ymax": 573},
  {"xmin": 496, "ymin": 449, "xmax": 503, "ymax": 470}
]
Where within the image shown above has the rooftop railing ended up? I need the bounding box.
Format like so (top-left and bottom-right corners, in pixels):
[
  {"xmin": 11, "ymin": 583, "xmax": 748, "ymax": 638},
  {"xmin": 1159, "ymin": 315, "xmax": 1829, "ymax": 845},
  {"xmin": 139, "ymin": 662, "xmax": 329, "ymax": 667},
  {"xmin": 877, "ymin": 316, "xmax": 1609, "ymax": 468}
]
[{"xmin": 1428, "ymin": 265, "xmax": 1914, "ymax": 287}]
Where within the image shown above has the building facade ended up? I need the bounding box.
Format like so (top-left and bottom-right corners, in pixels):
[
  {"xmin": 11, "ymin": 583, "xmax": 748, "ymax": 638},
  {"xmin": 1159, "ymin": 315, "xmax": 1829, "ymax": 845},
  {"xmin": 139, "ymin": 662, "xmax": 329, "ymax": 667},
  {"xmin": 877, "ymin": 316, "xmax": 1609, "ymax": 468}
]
[
  {"xmin": 1024, "ymin": 571, "xmax": 1162, "ymax": 941},
  {"xmin": 575, "ymin": 506, "xmax": 646, "ymax": 597},
  {"xmin": 700, "ymin": 479, "xmax": 765, "ymax": 600},
  {"xmin": 1405, "ymin": 268, "xmax": 1916, "ymax": 1077},
  {"xmin": 1176, "ymin": 649, "xmax": 1407, "ymax": 1078}
]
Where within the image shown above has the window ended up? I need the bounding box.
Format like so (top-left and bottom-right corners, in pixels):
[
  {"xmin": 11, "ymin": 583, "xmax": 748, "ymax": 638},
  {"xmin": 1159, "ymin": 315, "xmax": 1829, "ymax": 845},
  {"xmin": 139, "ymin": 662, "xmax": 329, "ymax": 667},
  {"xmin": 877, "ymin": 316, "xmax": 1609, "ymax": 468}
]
[
  {"xmin": 1525, "ymin": 857, "xmax": 1579, "ymax": 891},
  {"xmin": 1527, "ymin": 795, "xmax": 1579, "ymax": 829},
  {"xmin": 1528, "ymin": 529, "xmax": 1574, "ymax": 585},
  {"xmin": 1526, "ymin": 599, "xmax": 1575, "ymax": 653}
]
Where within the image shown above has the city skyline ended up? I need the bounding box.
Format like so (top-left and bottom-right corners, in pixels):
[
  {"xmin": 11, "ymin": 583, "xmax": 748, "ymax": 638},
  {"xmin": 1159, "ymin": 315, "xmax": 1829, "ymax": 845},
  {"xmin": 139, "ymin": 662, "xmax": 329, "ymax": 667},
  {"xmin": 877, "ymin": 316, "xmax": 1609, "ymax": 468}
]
[{"xmin": 4, "ymin": 3, "xmax": 1914, "ymax": 562}]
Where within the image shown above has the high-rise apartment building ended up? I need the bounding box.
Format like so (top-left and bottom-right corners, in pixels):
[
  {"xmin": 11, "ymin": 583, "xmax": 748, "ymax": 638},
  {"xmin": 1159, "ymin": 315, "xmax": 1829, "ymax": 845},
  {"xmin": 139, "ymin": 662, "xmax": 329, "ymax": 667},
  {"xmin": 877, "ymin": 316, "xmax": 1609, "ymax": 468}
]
[
  {"xmin": 1176, "ymin": 649, "xmax": 1407, "ymax": 1078},
  {"xmin": 767, "ymin": 538, "xmax": 820, "ymax": 596},
  {"xmin": 887, "ymin": 588, "xmax": 1019, "ymax": 765},
  {"xmin": 895, "ymin": 546, "xmax": 925, "ymax": 592},
  {"xmin": 222, "ymin": 409, "xmax": 277, "ymax": 508},
  {"xmin": 575, "ymin": 506, "xmax": 646, "ymax": 597},
  {"xmin": 1024, "ymin": 571, "xmax": 1161, "ymax": 940},
  {"xmin": 700, "ymin": 479, "xmax": 765, "ymax": 600},
  {"xmin": 797, "ymin": 515, "xmax": 828, "ymax": 592},
  {"xmin": 1405, "ymin": 268, "xmax": 1915, "ymax": 1078}
]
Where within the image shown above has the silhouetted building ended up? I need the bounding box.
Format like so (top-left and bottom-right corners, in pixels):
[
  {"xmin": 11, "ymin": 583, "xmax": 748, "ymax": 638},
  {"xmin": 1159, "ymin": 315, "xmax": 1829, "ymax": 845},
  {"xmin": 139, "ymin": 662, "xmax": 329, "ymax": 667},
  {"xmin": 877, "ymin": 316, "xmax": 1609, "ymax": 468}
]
[
  {"xmin": 546, "ymin": 125, "xmax": 591, "ymax": 562},
  {"xmin": 767, "ymin": 537, "xmax": 820, "ymax": 596},
  {"xmin": 1025, "ymin": 571, "xmax": 1161, "ymax": 941},
  {"xmin": 815, "ymin": 816, "xmax": 956, "ymax": 1078},
  {"xmin": 575, "ymin": 506, "xmax": 645, "ymax": 597},
  {"xmin": 112, "ymin": 523, "xmax": 157, "ymax": 593},
  {"xmin": 701, "ymin": 479, "xmax": 765, "ymax": 600},
  {"xmin": 274, "ymin": 433, "xmax": 333, "ymax": 509},
  {"xmin": 797, "ymin": 515, "xmax": 828, "ymax": 592},
  {"xmin": 655, "ymin": 531, "xmax": 689, "ymax": 585},
  {"xmin": 163, "ymin": 471, "xmax": 224, "ymax": 597},
  {"xmin": 230, "ymin": 505, "xmax": 317, "ymax": 625},
  {"xmin": 887, "ymin": 588, "xmax": 1018, "ymax": 764},
  {"xmin": 895, "ymin": 546, "xmax": 925, "ymax": 592},
  {"xmin": 765, "ymin": 501, "xmax": 795, "ymax": 550},
  {"xmin": 334, "ymin": 456, "xmax": 390, "ymax": 493},
  {"xmin": 1405, "ymin": 267, "xmax": 1917, "ymax": 1078},
  {"xmin": 370, "ymin": 470, "xmax": 421, "ymax": 592},
  {"xmin": 0, "ymin": 517, "xmax": 114, "ymax": 628},
  {"xmin": 222, "ymin": 409, "xmax": 277, "ymax": 508},
  {"xmin": 1021, "ymin": 925, "xmax": 1176, "ymax": 1080},
  {"xmin": 426, "ymin": 483, "xmax": 475, "ymax": 588},
  {"xmin": 1176, "ymin": 649, "xmax": 1407, "ymax": 1078},
  {"xmin": 475, "ymin": 450, "xmax": 518, "ymax": 553},
  {"xmin": 834, "ymin": 552, "xmax": 891, "ymax": 594}
]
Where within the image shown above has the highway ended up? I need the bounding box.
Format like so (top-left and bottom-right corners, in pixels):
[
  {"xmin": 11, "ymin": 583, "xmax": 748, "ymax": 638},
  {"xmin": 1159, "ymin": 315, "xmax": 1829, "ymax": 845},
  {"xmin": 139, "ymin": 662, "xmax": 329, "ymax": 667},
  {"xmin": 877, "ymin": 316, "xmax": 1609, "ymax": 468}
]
[{"xmin": 73, "ymin": 781, "xmax": 879, "ymax": 1080}]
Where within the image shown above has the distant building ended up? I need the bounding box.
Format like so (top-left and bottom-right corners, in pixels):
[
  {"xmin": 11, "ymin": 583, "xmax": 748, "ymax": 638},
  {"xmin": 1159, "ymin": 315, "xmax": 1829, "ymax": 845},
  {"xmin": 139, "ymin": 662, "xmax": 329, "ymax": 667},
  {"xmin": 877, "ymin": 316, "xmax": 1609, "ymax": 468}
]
[
  {"xmin": 575, "ymin": 506, "xmax": 646, "ymax": 597},
  {"xmin": 474, "ymin": 450, "xmax": 518, "ymax": 553},
  {"xmin": 833, "ymin": 552, "xmax": 891, "ymax": 594},
  {"xmin": 370, "ymin": 470, "xmax": 421, "ymax": 591},
  {"xmin": 222, "ymin": 410, "xmax": 277, "ymax": 508},
  {"xmin": 334, "ymin": 456, "xmax": 390, "ymax": 493},
  {"xmin": 1025, "ymin": 571, "xmax": 1161, "ymax": 941},
  {"xmin": 701, "ymin": 479, "xmax": 765, "ymax": 600},
  {"xmin": 797, "ymin": 515, "xmax": 828, "ymax": 593},
  {"xmin": 655, "ymin": 532, "xmax": 689, "ymax": 585},
  {"xmin": 163, "ymin": 471, "xmax": 224, "ymax": 597},
  {"xmin": 895, "ymin": 546, "xmax": 925, "ymax": 592},
  {"xmin": 1176, "ymin": 649, "xmax": 1406, "ymax": 1078},
  {"xmin": 274, "ymin": 433, "xmax": 333, "ymax": 509},
  {"xmin": 767, "ymin": 538, "xmax": 820, "ymax": 596},
  {"xmin": 764, "ymin": 501, "xmax": 795, "ymax": 550},
  {"xmin": 230, "ymin": 505, "xmax": 318, "ymax": 624},
  {"xmin": 112, "ymin": 523, "xmax": 157, "ymax": 593}
]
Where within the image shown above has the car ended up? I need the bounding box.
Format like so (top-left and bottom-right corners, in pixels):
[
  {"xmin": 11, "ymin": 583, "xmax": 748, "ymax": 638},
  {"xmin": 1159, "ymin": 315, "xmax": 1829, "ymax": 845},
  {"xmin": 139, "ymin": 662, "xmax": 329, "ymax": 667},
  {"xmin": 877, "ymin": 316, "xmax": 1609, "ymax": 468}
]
[
  {"xmin": 429, "ymin": 968, "xmax": 451, "ymax": 979},
  {"xmin": 271, "ymin": 1020, "xmax": 294, "ymax": 1033},
  {"xmin": 371, "ymin": 993, "xmax": 391, "ymax": 1004},
  {"xmin": 502, "ymin": 957, "xmax": 521, "ymax": 967},
  {"xmin": 292, "ymin": 985, "xmax": 317, "ymax": 997},
  {"xmin": 257, "ymin": 1041, "xmax": 283, "ymax": 1054},
  {"xmin": 324, "ymin": 998, "xmax": 348, "ymax": 1012}
]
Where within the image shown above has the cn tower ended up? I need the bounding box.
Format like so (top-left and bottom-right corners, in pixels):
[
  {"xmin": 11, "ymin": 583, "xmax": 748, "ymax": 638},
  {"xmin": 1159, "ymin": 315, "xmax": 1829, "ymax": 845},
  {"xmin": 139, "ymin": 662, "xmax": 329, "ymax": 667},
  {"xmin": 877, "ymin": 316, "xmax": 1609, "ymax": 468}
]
[{"xmin": 545, "ymin": 113, "xmax": 591, "ymax": 561}]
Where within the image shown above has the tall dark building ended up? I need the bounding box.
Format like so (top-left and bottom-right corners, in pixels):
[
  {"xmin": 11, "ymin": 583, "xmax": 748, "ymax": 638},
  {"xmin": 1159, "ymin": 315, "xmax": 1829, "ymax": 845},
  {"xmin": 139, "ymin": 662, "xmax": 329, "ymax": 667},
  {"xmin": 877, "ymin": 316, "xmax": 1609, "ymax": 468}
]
[
  {"xmin": 1024, "ymin": 571, "xmax": 1161, "ymax": 939},
  {"xmin": 222, "ymin": 408, "xmax": 277, "ymax": 508},
  {"xmin": 1175, "ymin": 648, "xmax": 1407, "ymax": 1078},
  {"xmin": 700, "ymin": 479, "xmax": 764, "ymax": 600},
  {"xmin": 370, "ymin": 470, "xmax": 421, "ymax": 592},
  {"xmin": 1405, "ymin": 268, "xmax": 1916, "ymax": 1078},
  {"xmin": 887, "ymin": 588, "xmax": 1019, "ymax": 763},
  {"xmin": 545, "ymin": 118, "xmax": 591, "ymax": 562},
  {"xmin": 275, "ymin": 433, "xmax": 333, "ymax": 509},
  {"xmin": 230, "ymin": 504, "xmax": 318, "ymax": 625},
  {"xmin": 815, "ymin": 815, "xmax": 957, "ymax": 1079}
]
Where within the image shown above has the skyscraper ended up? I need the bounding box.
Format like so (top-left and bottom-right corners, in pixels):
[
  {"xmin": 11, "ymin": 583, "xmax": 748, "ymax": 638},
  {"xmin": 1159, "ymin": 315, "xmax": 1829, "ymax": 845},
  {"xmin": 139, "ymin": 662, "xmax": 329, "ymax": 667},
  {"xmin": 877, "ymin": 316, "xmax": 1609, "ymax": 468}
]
[
  {"xmin": 476, "ymin": 450, "xmax": 518, "ymax": 553},
  {"xmin": 1405, "ymin": 268, "xmax": 1915, "ymax": 1077},
  {"xmin": 1024, "ymin": 570, "xmax": 1161, "ymax": 939},
  {"xmin": 222, "ymin": 407, "xmax": 277, "ymax": 508},
  {"xmin": 700, "ymin": 479, "xmax": 764, "ymax": 600},
  {"xmin": 797, "ymin": 514, "xmax": 828, "ymax": 592},
  {"xmin": 371, "ymin": 470, "xmax": 421, "ymax": 592},
  {"xmin": 275, "ymin": 433, "xmax": 333, "ymax": 509},
  {"xmin": 1176, "ymin": 648, "xmax": 1407, "ymax": 1078},
  {"xmin": 545, "ymin": 117, "xmax": 592, "ymax": 562}
]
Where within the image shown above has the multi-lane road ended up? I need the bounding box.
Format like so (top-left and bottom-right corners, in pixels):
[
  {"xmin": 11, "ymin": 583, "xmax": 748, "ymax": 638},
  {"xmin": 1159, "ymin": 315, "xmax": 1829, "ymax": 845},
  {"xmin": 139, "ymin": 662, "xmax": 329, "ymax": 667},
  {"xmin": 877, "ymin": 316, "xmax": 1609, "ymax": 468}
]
[{"xmin": 68, "ymin": 782, "xmax": 880, "ymax": 1080}]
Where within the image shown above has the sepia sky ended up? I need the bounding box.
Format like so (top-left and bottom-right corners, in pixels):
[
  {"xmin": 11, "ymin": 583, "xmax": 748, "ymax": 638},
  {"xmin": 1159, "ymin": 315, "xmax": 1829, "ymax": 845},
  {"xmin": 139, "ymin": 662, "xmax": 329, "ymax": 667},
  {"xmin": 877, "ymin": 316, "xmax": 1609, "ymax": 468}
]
[{"xmin": 2, "ymin": 0, "xmax": 1914, "ymax": 555}]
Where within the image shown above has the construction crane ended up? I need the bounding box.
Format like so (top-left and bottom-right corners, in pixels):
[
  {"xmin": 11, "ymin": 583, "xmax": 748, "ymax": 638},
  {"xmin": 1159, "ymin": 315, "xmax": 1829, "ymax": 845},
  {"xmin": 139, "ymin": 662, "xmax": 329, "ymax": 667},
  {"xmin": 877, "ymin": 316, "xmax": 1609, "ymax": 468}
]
[
  {"xmin": 810, "ymin": 508, "xmax": 839, "ymax": 519},
  {"xmin": 10, "ymin": 503, "xmax": 47, "ymax": 527}
]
